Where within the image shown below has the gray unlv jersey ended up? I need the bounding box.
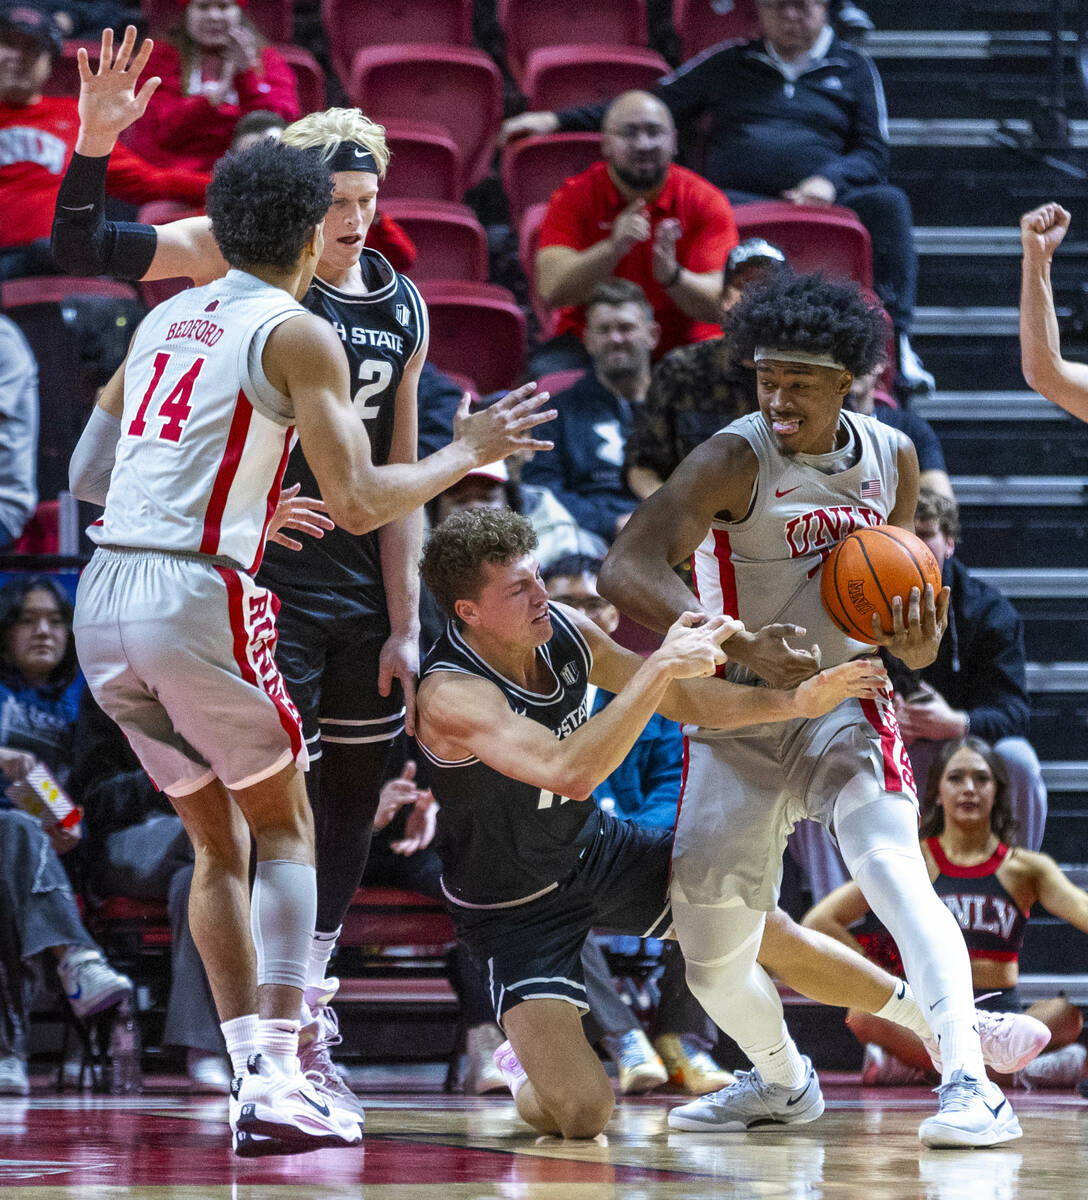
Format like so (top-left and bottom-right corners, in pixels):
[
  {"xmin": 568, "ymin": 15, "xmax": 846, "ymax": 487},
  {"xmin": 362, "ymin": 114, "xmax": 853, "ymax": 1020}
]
[{"xmin": 691, "ymin": 409, "xmax": 901, "ymax": 677}]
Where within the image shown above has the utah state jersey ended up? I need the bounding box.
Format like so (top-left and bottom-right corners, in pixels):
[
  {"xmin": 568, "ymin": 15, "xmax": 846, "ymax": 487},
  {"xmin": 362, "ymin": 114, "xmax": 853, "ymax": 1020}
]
[
  {"xmin": 259, "ymin": 248, "xmax": 427, "ymax": 604},
  {"xmin": 419, "ymin": 604, "xmax": 604, "ymax": 907}
]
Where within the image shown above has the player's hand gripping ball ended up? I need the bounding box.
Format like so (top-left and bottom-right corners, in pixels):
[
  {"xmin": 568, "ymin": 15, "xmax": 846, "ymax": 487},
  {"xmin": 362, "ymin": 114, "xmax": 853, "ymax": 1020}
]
[{"xmin": 820, "ymin": 525, "xmax": 942, "ymax": 640}]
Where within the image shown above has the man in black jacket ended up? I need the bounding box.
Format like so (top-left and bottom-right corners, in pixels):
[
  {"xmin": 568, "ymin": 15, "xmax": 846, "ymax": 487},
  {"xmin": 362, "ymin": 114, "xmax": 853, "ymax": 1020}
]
[{"xmin": 501, "ymin": 0, "xmax": 931, "ymax": 396}]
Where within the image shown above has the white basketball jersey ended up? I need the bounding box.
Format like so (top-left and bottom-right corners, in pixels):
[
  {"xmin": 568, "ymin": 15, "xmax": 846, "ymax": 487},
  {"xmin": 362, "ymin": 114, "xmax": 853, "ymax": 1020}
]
[
  {"xmin": 93, "ymin": 270, "xmax": 304, "ymax": 573},
  {"xmin": 692, "ymin": 409, "xmax": 901, "ymax": 672}
]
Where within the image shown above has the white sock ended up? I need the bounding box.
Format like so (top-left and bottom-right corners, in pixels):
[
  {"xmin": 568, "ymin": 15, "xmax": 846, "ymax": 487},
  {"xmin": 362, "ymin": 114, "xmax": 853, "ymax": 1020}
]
[
  {"xmin": 930, "ymin": 1014, "xmax": 986, "ymax": 1084},
  {"xmin": 308, "ymin": 927, "xmax": 341, "ymax": 988},
  {"xmin": 220, "ymin": 1013, "xmax": 259, "ymax": 1077},
  {"xmin": 874, "ymin": 979, "xmax": 932, "ymax": 1039},
  {"xmin": 750, "ymin": 1035, "xmax": 808, "ymax": 1089},
  {"xmin": 255, "ymin": 1017, "xmax": 301, "ymax": 1075}
]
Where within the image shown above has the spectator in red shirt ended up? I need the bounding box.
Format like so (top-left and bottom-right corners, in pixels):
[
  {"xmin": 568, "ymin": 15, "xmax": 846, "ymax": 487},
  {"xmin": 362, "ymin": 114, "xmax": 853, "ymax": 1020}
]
[
  {"xmin": 0, "ymin": 4, "xmax": 208, "ymax": 279},
  {"xmin": 123, "ymin": 0, "xmax": 299, "ymax": 173},
  {"xmin": 531, "ymin": 90, "xmax": 738, "ymax": 378}
]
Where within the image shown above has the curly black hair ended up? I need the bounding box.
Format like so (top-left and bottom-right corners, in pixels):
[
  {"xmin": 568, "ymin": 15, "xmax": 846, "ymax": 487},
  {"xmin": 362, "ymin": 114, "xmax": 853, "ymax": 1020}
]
[
  {"xmin": 205, "ymin": 140, "xmax": 333, "ymax": 272},
  {"xmin": 0, "ymin": 575, "xmax": 77, "ymax": 692},
  {"xmin": 725, "ymin": 269, "xmax": 888, "ymax": 377},
  {"xmin": 421, "ymin": 508, "xmax": 538, "ymax": 619}
]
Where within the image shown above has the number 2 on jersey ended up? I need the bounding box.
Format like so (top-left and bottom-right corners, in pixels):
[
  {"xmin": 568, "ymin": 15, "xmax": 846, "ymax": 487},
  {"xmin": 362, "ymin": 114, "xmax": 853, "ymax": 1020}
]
[
  {"xmin": 129, "ymin": 352, "xmax": 204, "ymax": 442},
  {"xmin": 352, "ymin": 358, "xmax": 393, "ymax": 421}
]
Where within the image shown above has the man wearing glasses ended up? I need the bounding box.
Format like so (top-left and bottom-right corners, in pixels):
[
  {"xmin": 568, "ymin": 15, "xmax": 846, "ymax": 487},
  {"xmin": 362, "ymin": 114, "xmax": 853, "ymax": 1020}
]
[{"xmin": 529, "ymin": 90, "xmax": 738, "ymax": 378}]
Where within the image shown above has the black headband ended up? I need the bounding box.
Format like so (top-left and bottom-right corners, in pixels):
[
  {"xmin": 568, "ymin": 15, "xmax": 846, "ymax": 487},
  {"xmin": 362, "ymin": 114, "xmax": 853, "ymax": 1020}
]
[{"xmin": 325, "ymin": 141, "xmax": 379, "ymax": 174}]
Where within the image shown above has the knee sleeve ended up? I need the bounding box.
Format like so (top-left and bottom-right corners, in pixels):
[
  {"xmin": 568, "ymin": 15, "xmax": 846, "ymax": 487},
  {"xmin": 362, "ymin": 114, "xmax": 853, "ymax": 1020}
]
[{"xmin": 251, "ymin": 859, "xmax": 317, "ymax": 990}]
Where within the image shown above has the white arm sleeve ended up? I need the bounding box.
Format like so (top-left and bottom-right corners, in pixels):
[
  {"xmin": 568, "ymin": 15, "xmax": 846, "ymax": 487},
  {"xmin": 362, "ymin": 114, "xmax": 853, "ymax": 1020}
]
[{"xmin": 69, "ymin": 405, "xmax": 122, "ymax": 506}]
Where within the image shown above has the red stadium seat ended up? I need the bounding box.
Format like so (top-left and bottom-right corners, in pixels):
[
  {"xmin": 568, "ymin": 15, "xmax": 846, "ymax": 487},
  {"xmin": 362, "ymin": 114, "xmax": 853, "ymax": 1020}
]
[
  {"xmin": 501, "ymin": 132, "xmax": 601, "ymax": 227},
  {"xmin": 672, "ymin": 0, "xmax": 761, "ymax": 62},
  {"xmin": 733, "ymin": 201, "xmax": 874, "ymax": 287},
  {"xmin": 533, "ymin": 368, "xmax": 584, "ymax": 395},
  {"xmin": 517, "ymin": 202, "xmax": 556, "ymax": 338},
  {"xmin": 347, "ymin": 45, "xmax": 504, "ymax": 189},
  {"xmin": 142, "ymin": 0, "xmax": 292, "ymax": 40},
  {"xmin": 11, "ymin": 501, "xmax": 60, "ymax": 556},
  {"xmin": 523, "ymin": 44, "xmax": 669, "ymax": 114},
  {"xmin": 419, "ymin": 282, "xmax": 526, "ymax": 394},
  {"xmin": 43, "ymin": 40, "xmax": 96, "ymax": 97},
  {"xmin": 497, "ymin": 0, "xmax": 649, "ymax": 83},
  {"xmin": 276, "ymin": 44, "xmax": 326, "ymax": 115},
  {"xmin": 379, "ymin": 200, "xmax": 488, "ymax": 282},
  {"xmin": 441, "ymin": 370, "xmax": 481, "ymax": 404},
  {"xmin": 382, "ymin": 120, "xmax": 464, "ymax": 202},
  {"xmin": 133, "ymin": 203, "xmax": 204, "ymax": 308},
  {"xmin": 321, "ymin": 0, "xmax": 473, "ymax": 87}
]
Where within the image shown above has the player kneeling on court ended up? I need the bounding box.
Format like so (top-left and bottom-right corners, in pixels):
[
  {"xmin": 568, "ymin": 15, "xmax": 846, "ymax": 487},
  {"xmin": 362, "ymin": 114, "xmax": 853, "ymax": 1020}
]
[
  {"xmin": 68, "ymin": 141, "xmax": 554, "ymax": 1157},
  {"xmin": 414, "ymin": 507, "xmax": 888, "ymax": 1139}
]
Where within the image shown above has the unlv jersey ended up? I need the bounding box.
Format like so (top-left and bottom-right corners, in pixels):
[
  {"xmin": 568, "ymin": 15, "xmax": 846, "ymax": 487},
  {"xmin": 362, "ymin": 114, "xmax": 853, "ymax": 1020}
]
[
  {"xmin": 692, "ymin": 409, "xmax": 901, "ymax": 674},
  {"xmin": 418, "ymin": 604, "xmax": 604, "ymax": 908},
  {"xmin": 92, "ymin": 269, "xmax": 302, "ymax": 573},
  {"xmin": 259, "ymin": 249, "xmax": 427, "ymax": 600}
]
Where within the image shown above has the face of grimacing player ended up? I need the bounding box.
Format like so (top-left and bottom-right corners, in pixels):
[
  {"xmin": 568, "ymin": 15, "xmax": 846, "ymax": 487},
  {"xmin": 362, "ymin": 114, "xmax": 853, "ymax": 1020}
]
[
  {"xmin": 317, "ymin": 170, "xmax": 379, "ymax": 276},
  {"xmin": 755, "ymin": 359, "xmax": 852, "ymax": 455},
  {"xmin": 457, "ymin": 554, "xmax": 553, "ymax": 650}
]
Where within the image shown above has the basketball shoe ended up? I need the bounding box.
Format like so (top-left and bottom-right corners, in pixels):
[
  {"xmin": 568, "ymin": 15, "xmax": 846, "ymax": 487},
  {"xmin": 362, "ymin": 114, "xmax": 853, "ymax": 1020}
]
[
  {"xmin": 922, "ymin": 1009, "xmax": 1050, "ymax": 1075},
  {"xmin": 1015, "ymin": 1041, "xmax": 1087, "ymax": 1090},
  {"xmin": 463, "ymin": 1023, "xmax": 508, "ymax": 1094},
  {"xmin": 917, "ymin": 1070, "xmax": 1021, "ymax": 1148},
  {"xmin": 232, "ymin": 1053, "xmax": 363, "ymax": 1154},
  {"xmin": 654, "ymin": 1033, "xmax": 736, "ymax": 1095},
  {"xmin": 298, "ymin": 997, "xmax": 366, "ymax": 1122},
  {"xmin": 56, "ymin": 948, "xmax": 132, "ymax": 1019},
  {"xmin": 667, "ymin": 1056, "xmax": 824, "ymax": 1131},
  {"xmin": 601, "ymin": 1029, "xmax": 669, "ymax": 1094},
  {"xmin": 861, "ymin": 1043, "xmax": 927, "ymax": 1086},
  {"xmin": 492, "ymin": 1040, "xmax": 528, "ymax": 1097}
]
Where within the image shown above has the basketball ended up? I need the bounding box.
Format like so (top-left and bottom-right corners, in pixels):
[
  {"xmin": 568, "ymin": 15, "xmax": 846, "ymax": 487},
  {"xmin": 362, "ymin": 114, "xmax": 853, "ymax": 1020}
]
[{"xmin": 820, "ymin": 525, "xmax": 943, "ymax": 640}]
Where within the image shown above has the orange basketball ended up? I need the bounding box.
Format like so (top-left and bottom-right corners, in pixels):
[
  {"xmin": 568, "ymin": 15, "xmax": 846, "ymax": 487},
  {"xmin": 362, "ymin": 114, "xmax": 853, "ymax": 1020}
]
[{"xmin": 820, "ymin": 525, "xmax": 943, "ymax": 640}]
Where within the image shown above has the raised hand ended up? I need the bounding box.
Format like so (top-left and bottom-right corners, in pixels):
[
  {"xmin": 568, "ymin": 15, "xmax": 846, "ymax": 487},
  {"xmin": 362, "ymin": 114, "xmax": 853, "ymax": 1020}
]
[
  {"xmin": 794, "ymin": 657, "xmax": 889, "ymax": 718},
  {"xmin": 267, "ymin": 483, "xmax": 334, "ymax": 551},
  {"xmin": 611, "ymin": 199, "xmax": 652, "ymax": 257},
  {"xmin": 499, "ymin": 111, "xmax": 560, "ymax": 146},
  {"xmin": 452, "ymin": 384, "xmax": 556, "ymax": 464},
  {"xmin": 868, "ymin": 583, "xmax": 950, "ymax": 670},
  {"xmin": 652, "ymin": 218, "xmax": 683, "ymax": 285},
  {"xmin": 75, "ymin": 26, "xmax": 161, "ymax": 157},
  {"xmin": 1020, "ymin": 203, "xmax": 1071, "ymax": 262}
]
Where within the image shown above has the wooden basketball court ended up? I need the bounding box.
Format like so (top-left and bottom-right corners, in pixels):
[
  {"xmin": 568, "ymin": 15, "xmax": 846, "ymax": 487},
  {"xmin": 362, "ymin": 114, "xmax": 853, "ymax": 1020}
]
[{"xmin": 2, "ymin": 1070, "xmax": 1084, "ymax": 1198}]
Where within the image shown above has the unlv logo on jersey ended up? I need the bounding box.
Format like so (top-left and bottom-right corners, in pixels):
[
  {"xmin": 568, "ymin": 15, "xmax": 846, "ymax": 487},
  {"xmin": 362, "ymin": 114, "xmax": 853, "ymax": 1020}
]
[
  {"xmin": 395, "ymin": 303, "xmax": 411, "ymax": 326},
  {"xmin": 784, "ymin": 504, "xmax": 882, "ymax": 559}
]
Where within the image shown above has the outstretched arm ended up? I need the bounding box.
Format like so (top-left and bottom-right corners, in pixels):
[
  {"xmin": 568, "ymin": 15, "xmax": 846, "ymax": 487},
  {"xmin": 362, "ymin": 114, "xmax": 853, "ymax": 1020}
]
[{"xmin": 1019, "ymin": 203, "xmax": 1088, "ymax": 420}]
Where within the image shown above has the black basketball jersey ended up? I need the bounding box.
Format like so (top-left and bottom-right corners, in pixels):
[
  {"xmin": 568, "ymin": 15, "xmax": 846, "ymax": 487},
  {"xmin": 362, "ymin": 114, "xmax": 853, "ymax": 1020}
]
[
  {"xmin": 925, "ymin": 838, "xmax": 1029, "ymax": 962},
  {"xmin": 419, "ymin": 603, "xmax": 604, "ymax": 907},
  {"xmin": 259, "ymin": 248, "xmax": 427, "ymax": 602}
]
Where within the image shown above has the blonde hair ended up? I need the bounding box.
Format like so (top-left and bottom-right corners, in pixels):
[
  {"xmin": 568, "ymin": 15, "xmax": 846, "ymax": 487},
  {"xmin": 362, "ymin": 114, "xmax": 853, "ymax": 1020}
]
[{"xmin": 281, "ymin": 108, "xmax": 390, "ymax": 179}]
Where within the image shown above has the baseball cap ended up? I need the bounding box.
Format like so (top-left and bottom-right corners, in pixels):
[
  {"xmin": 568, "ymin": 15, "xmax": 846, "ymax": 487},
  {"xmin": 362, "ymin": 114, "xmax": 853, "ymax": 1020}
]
[
  {"xmin": 725, "ymin": 238, "xmax": 787, "ymax": 282},
  {"xmin": 464, "ymin": 460, "xmax": 509, "ymax": 484},
  {"xmin": 0, "ymin": 2, "xmax": 64, "ymax": 57}
]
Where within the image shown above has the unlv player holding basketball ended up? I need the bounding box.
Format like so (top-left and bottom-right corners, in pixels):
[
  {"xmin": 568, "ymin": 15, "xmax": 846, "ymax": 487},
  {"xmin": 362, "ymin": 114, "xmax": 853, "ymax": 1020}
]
[
  {"xmin": 600, "ymin": 271, "xmax": 1023, "ymax": 1148},
  {"xmin": 68, "ymin": 139, "xmax": 552, "ymax": 1155},
  {"xmin": 50, "ymin": 27, "xmax": 537, "ymax": 1114}
]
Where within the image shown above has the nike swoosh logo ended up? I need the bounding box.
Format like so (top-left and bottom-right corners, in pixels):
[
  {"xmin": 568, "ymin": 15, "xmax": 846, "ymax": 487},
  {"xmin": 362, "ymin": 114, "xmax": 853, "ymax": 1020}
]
[
  {"xmin": 354, "ymin": 148, "xmax": 368, "ymax": 158},
  {"xmin": 301, "ymin": 1091, "xmax": 331, "ymax": 1118},
  {"xmin": 785, "ymin": 1080, "xmax": 811, "ymax": 1106},
  {"xmin": 775, "ymin": 486, "xmax": 800, "ymax": 497},
  {"xmin": 67, "ymin": 984, "xmax": 82, "ymax": 1001},
  {"xmin": 929, "ymin": 995, "xmax": 949, "ymax": 1012},
  {"xmin": 60, "ymin": 204, "xmax": 94, "ymax": 213},
  {"xmin": 986, "ymin": 1099, "xmax": 1007, "ymax": 1118}
]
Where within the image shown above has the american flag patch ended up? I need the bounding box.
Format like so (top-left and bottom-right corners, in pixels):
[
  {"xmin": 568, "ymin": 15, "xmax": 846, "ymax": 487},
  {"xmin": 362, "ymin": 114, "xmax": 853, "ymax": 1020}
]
[{"xmin": 861, "ymin": 478, "xmax": 882, "ymax": 499}]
